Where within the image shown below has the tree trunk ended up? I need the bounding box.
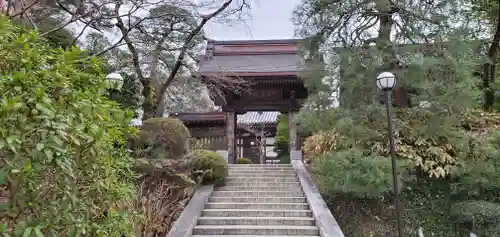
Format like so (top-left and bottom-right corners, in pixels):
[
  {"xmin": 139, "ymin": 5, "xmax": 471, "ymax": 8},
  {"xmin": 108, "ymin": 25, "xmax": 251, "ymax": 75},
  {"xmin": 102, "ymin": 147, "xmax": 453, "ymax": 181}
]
[
  {"xmin": 483, "ymin": 6, "xmax": 500, "ymax": 111},
  {"xmin": 142, "ymin": 79, "xmax": 155, "ymax": 120}
]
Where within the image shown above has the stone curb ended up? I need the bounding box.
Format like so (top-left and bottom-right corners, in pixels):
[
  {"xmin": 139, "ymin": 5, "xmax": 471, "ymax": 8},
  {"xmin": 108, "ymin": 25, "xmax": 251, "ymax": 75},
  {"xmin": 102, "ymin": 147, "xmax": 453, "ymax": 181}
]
[
  {"xmin": 293, "ymin": 160, "xmax": 345, "ymax": 237},
  {"xmin": 166, "ymin": 185, "xmax": 213, "ymax": 237}
]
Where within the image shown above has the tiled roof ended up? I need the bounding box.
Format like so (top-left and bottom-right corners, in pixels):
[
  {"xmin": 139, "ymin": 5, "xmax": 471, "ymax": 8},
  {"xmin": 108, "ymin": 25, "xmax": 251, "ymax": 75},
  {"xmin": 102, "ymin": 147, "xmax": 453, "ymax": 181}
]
[
  {"xmin": 199, "ymin": 39, "xmax": 306, "ymax": 76},
  {"xmin": 212, "ymin": 39, "xmax": 300, "ymax": 45},
  {"xmin": 199, "ymin": 54, "xmax": 304, "ymax": 74},
  {"xmin": 169, "ymin": 112, "xmax": 225, "ymax": 123},
  {"xmin": 169, "ymin": 112, "xmax": 278, "ymax": 126},
  {"xmin": 237, "ymin": 112, "xmax": 278, "ymax": 125}
]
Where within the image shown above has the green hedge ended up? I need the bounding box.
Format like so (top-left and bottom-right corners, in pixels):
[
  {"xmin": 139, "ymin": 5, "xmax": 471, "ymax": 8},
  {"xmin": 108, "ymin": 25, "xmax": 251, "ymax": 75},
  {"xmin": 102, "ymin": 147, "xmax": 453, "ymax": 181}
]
[
  {"xmin": 236, "ymin": 157, "xmax": 253, "ymax": 164},
  {"xmin": 186, "ymin": 149, "xmax": 228, "ymax": 186},
  {"xmin": 138, "ymin": 117, "xmax": 190, "ymax": 159}
]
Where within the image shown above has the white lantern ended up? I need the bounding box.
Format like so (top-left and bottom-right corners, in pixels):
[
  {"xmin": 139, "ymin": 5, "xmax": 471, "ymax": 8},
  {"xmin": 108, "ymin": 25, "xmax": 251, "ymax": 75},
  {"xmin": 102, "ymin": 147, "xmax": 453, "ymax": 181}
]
[
  {"xmin": 376, "ymin": 71, "xmax": 396, "ymax": 91},
  {"xmin": 106, "ymin": 72, "xmax": 124, "ymax": 90}
]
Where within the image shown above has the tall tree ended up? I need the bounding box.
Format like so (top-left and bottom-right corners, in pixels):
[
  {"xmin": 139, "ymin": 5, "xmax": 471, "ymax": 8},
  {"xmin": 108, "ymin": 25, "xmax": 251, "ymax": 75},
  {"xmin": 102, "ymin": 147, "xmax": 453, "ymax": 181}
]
[
  {"xmin": 3, "ymin": 0, "xmax": 252, "ymax": 119},
  {"xmin": 470, "ymin": 0, "xmax": 500, "ymax": 110},
  {"xmin": 293, "ymin": 0, "xmax": 486, "ymax": 111}
]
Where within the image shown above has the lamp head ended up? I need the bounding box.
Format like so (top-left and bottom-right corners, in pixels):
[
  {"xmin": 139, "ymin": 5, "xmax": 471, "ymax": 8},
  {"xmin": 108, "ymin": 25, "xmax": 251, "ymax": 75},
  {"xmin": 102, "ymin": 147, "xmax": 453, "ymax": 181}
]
[
  {"xmin": 106, "ymin": 72, "xmax": 124, "ymax": 90},
  {"xmin": 376, "ymin": 71, "xmax": 396, "ymax": 91}
]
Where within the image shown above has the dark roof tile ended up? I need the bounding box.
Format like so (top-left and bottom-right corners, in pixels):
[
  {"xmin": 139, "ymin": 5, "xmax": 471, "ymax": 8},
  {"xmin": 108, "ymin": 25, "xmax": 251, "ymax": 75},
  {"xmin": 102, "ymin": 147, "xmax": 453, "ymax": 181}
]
[{"xmin": 199, "ymin": 54, "xmax": 305, "ymax": 74}]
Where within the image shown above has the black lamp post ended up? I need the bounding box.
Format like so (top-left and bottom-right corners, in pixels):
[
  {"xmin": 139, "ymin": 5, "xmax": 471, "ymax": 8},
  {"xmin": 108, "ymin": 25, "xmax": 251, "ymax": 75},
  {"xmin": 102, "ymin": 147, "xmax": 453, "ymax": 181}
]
[{"xmin": 376, "ymin": 71, "xmax": 403, "ymax": 237}]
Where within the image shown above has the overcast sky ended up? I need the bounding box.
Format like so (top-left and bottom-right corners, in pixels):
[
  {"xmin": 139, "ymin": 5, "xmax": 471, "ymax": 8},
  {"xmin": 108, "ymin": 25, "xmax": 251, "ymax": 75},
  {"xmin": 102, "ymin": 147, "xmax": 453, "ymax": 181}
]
[{"xmin": 204, "ymin": 0, "xmax": 301, "ymax": 40}]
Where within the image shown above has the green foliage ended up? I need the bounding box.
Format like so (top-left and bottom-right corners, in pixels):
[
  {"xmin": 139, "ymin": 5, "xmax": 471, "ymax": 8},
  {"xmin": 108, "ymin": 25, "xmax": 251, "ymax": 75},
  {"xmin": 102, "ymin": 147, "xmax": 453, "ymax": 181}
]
[
  {"xmin": 451, "ymin": 200, "xmax": 500, "ymax": 228},
  {"xmin": 11, "ymin": 17, "xmax": 76, "ymax": 49},
  {"xmin": 293, "ymin": 0, "xmax": 500, "ymax": 235},
  {"xmin": 0, "ymin": 18, "xmax": 136, "ymax": 236},
  {"xmin": 402, "ymin": 180, "xmax": 460, "ymax": 236},
  {"xmin": 274, "ymin": 113, "xmax": 289, "ymax": 157},
  {"xmin": 484, "ymin": 224, "xmax": 500, "ymax": 237},
  {"xmin": 138, "ymin": 117, "xmax": 190, "ymax": 159},
  {"xmin": 111, "ymin": 73, "xmax": 143, "ymax": 111},
  {"xmin": 313, "ymin": 150, "xmax": 411, "ymax": 199},
  {"xmin": 236, "ymin": 157, "xmax": 252, "ymax": 164},
  {"xmin": 186, "ymin": 149, "xmax": 228, "ymax": 186},
  {"xmin": 278, "ymin": 155, "xmax": 290, "ymax": 164}
]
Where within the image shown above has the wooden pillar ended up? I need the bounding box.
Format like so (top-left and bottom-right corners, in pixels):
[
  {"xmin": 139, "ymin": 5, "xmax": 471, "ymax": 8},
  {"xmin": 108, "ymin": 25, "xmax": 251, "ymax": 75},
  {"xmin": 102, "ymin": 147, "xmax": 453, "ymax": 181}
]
[
  {"xmin": 259, "ymin": 128, "xmax": 266, "ymax": 164},
  {"xmin": 226, "ymin": 111, "xmax": 236, "ymax": 164},
  {"xmin": 289, "ymin": 111, "xmax": 298, "ymax": 151}
]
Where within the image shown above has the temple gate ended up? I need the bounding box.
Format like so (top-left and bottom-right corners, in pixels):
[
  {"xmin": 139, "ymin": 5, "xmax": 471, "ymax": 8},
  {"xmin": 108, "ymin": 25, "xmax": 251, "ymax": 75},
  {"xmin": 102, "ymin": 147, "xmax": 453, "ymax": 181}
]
[{"xmin": 198, "ymin": 39, "xmax": 308, "ymax": 163}]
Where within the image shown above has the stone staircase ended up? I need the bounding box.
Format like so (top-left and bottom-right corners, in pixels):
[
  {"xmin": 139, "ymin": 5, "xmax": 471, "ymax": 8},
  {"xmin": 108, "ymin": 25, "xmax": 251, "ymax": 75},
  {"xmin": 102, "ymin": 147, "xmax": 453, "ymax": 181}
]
[{"xmin": 191, "ymin": 164, "xmax": 320, "ymax": 237}]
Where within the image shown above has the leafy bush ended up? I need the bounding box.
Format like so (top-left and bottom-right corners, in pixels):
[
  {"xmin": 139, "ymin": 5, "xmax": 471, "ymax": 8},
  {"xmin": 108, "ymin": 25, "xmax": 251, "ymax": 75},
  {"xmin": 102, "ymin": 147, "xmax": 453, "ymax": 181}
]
[
  {"xmin": 186, "ymin": 149, "xmax": 228, "ymax": 186},
  {"xmin": 484, "ymin": 224, "xmax": 500, "ymax": 237},
  {"xmin": 312, "ymin": 150, "xmax": 410, "ymax": 198},
  {"xmin": 0, "ymin": 18, "xmax": 136, "ymax": 236},
  {"xmin": 138, "ymin": 117, "xmax": 190, "ymax": 159},
  {"xmin": 301, "ymin": 107, "xmax": 500, "ymax": 179},
  {"xmin": 279, "ymin": 155, "xmax": 290, "ymax": 164},
  {"xmin": 302, "ymin": 130, "xmax": 343, "ymax": 163},
  {"xmin": 450, "ymin": 200, "xmax": 500, "ymax": 228},
  {"xmin": 236, "ymin": 157, "xmax": 252, "ymax": 164}
]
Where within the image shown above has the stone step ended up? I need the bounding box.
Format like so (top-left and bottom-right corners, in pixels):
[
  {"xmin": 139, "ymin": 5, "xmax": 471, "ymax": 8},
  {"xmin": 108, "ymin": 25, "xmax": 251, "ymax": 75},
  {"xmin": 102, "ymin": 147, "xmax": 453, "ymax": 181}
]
[
  {"xmin": 192, "ymin": 235, "xmax": 319, "ymax": 237},
  {"xmin": 228, "ymin": 167, "xmax": 294, "ymax": 171},
  {"xmin": 228, "ymin": 164, "xmax": 292, "ymax": 167},
  {"xmin": 197, "ymin": 216, "xmax": 316, "ymax": 226},
  {"xmin": 225, "ymin": 181, "xmax": 301, "ymax": 187},
  {"xmin": 227, "ymin": 177, "xmax": 298, "ymax": 182},
  {"xmin": 265, "ymin": 159, "xmax": 281, "ymax": 163},
  {"xmin": 192, "ymin": 225, "xmax": 319, "ymax": 236},
  {"xmin": 211, "ymin": 191, "xmax": 304, "ymax": 197},
  {"xmin": 228, "ymin": 171, "xmax": 296, "ymax": 175},
  {"xmin": 228, "ymin": 171, "xmax": 297, "ymax": 177},
  {"xmin": 201, "ymin": 209, "xmax": 313, "ymax": 217},
  {"xmin": 226, "ymin": 174, "xmax": 298, "ymax": 182},
  {"xmin": 205, "ymin": 202, "xmax": 310, "ymax": 210},
  {"xmin": 208, "ymin": 196, "xmax": 307, "ymax": 203},
  {"xmin": 216, "ymin": 186, "xmax": 302, "ymax": 192}
]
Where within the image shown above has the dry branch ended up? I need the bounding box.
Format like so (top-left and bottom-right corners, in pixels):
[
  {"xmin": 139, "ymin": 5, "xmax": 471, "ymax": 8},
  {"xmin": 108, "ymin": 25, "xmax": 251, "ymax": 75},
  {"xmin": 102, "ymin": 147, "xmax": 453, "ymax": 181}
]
[{"xmin": 154, "ymin": 0, "xmax": 242, "ymax": 117}]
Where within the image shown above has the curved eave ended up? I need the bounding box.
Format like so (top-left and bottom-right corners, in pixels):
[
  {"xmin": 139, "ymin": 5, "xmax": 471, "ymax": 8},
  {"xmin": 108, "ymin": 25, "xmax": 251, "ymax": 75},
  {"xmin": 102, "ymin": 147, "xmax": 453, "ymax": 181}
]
[{"xmin": 201, "ymin": 71, "xmax": 298, "ymax": 77}]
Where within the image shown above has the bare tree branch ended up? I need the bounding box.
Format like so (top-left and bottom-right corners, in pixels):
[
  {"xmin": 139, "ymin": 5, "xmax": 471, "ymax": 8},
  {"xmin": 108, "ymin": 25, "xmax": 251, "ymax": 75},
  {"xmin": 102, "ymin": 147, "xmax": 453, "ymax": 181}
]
[
  {"xmin": 154, "ymin": 0, "xmax": 240, "ymax": 116},
  {"xmin": 8, "ymin": 0, "xmax": 40, "ymax": 18}
]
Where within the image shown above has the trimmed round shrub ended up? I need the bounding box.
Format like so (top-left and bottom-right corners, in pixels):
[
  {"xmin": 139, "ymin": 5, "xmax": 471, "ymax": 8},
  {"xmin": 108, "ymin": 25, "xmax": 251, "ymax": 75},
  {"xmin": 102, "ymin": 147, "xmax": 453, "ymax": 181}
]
[
  {"xmin": 139, "ymin": 117, "xmax": 190, "ymax": 159},
  {"xmin": 236, "ymin": 157, "xmax": 253, "ymax": 164},
  {"xmin": 450, "ymin": 200, "xmax": 500, "ymax": 228},
  {"xmin": 186, "ymin": 149, "xmax": 228, "ymax": 186}
]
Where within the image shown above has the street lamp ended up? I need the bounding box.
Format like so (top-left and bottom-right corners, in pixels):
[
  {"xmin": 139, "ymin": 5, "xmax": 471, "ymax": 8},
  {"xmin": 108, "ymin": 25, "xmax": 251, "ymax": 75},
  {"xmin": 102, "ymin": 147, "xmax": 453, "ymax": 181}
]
[
  {"xmin": 106, "ymin": 73, "xmax": 124, "ymax": 102},
  {"xmin": 106, "ymin": 72, "xmax": 124, "ymax": 91},
  {"xmin": 376, "ymin": 71, "xmax": 403, "ymax": 237}
]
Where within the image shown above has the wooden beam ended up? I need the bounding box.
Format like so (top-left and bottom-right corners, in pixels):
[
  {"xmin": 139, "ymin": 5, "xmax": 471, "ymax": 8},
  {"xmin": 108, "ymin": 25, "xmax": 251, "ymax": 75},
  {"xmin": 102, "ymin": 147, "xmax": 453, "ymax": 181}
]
[{"xmin": 189, "ymin": 126, "xmax": 225, "ymax": 137}]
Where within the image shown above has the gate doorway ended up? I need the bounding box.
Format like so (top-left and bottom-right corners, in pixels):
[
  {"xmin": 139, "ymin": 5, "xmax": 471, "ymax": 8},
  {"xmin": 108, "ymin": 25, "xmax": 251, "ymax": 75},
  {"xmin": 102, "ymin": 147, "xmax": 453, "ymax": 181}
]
[{"xmin": 172, "ymin": 111, "xmax": 279, "ymax": 164}]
